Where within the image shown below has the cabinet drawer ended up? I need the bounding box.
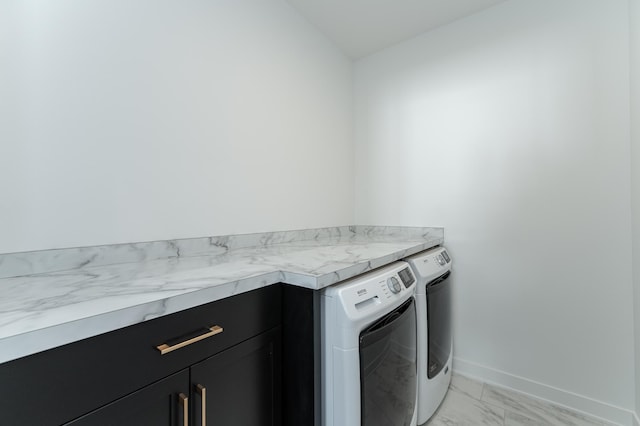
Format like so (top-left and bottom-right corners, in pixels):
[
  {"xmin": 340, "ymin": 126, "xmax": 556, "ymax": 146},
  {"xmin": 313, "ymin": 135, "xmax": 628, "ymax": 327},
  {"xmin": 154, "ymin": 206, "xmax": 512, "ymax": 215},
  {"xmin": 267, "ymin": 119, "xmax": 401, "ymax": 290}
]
[{"xmin": 0, "ymin": 285, "xmax": 281, "ymax": 426}]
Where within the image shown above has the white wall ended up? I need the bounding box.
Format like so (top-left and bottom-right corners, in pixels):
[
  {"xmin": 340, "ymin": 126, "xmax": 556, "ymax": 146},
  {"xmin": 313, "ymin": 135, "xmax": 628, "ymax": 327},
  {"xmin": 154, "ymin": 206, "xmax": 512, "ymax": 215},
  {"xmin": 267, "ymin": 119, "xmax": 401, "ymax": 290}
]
[
  {"xmin": 631, "ymin": 0, "xmax": 640, "ymax": 420},
  {"xmin": 355, "ymin": 0, "xmax": 634, "ymax": 417},
  {"xmin": 0, "ymin": 0, "xmax": 353, "ymax": 253}
]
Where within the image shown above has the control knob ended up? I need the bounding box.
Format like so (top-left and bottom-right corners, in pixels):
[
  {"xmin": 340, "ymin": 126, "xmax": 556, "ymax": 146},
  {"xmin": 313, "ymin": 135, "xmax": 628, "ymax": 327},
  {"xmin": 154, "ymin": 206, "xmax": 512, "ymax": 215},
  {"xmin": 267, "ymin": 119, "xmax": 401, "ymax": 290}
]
[{"xmin": 387, "ymin": 276, "xmax": 402, "ymax": 294}]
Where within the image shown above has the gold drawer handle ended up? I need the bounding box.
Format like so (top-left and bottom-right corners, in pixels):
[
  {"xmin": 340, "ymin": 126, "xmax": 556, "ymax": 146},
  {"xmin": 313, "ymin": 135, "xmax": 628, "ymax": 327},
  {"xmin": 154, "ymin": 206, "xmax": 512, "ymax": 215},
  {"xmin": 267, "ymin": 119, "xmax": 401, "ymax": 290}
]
[
  {"xmin": 156, "ymin": 325, "xmax": 223, "ymax": 355},
  {"xmin": 179, "ymin": 393, "xmax": 189, "ymax": 426},
  {"xmin": 197, "ymin": 384, "xmax": 207, "ymax": 426}
]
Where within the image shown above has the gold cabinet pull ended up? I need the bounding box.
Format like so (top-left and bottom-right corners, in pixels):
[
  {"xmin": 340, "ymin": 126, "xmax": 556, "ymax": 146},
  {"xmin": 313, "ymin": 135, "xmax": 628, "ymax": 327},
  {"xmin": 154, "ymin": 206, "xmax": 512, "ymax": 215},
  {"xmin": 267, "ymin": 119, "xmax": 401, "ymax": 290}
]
[
  {"xmin": 179, "ymin": 393, "xmax": 189, "ymax": 426},
  {"xmin": 156, "ymin": 325, "xmax": 223, "ymax": 355},
  {"xmin": 196, "ymin": 384, "xmax": 207, "ymax": 426}
]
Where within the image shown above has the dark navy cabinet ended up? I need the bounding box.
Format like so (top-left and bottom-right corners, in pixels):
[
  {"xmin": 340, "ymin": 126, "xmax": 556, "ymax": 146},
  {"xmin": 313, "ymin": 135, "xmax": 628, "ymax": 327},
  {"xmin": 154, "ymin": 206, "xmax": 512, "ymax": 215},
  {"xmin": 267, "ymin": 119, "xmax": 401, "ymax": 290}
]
[
  {"xmin": 191, "ymin": 327, "xmax": 282, "ymax": 426},
  {"xmin": 0, "ymin": 285, "xmax": 282, "ymax": 426},
  {"xmin": 66, "ymin": 370, "xmax": 190, "ymax": 426}
]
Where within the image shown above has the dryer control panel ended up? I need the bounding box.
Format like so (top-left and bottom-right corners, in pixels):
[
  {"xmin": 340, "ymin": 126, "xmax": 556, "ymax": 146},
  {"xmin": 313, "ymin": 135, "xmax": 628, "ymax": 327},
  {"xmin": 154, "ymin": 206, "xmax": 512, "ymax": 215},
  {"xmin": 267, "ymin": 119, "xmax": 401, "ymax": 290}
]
[{"xmin": 405, "ymin": 246, "xmax": 452, "ymax": 282}]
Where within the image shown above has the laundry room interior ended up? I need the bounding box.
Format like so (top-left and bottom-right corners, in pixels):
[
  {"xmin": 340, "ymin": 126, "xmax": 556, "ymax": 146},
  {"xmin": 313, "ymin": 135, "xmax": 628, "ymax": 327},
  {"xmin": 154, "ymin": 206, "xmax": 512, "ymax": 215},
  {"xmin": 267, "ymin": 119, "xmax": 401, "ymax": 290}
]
[{"xmin": 1, "ymin": 0, "xmax": 640, "ymax": 425}]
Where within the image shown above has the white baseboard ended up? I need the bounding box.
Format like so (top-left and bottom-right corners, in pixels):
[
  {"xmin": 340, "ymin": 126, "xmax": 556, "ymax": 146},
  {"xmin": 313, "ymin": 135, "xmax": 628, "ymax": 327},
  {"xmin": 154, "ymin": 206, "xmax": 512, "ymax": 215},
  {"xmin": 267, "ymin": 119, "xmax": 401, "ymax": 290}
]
[{"xmin": 453, "ymin": 356, "xmax": 636, "ymax": 426}]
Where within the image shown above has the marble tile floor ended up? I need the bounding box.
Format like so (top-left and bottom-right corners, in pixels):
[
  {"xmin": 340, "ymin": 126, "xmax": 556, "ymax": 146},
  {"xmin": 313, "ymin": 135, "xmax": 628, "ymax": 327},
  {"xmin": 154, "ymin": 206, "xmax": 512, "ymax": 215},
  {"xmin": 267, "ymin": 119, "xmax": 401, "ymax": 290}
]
[{"xmin": 424, "ymin": 374, "xmax": 614, "ymax": 426}]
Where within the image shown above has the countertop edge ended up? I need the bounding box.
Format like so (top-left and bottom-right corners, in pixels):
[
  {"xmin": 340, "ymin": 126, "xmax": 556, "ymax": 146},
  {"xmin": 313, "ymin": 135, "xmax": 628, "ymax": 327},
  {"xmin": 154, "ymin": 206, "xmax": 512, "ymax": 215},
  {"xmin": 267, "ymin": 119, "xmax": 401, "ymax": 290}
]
[{"xmin": 0, "ymin": 230, "xmax": 443, "ymax": 364}]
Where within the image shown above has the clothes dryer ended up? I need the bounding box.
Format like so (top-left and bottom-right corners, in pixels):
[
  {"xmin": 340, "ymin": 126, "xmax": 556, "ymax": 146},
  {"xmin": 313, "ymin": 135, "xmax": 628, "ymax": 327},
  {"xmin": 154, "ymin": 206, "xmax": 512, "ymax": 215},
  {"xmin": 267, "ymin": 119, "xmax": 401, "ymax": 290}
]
[{"xmin": 405, "ymin": 247, "xmax": 453, "ymax": 425}]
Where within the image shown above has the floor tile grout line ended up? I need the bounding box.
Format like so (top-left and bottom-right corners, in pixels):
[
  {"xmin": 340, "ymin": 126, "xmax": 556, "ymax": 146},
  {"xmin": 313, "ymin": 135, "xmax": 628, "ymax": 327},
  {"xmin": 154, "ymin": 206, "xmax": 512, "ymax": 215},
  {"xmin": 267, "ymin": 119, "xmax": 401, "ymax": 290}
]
[
  {"xmin": 480, "ymin": 380, "xmax": 487, "ymax": 402},
  {"xmin": 461, "ymin": 376, "xmax": 607, "ymax": 426},
  {"xmin": 482, "ymin": 381, "xmax": 605, "ymax": 426},
  {"xmin": 481, "ymin": 385, "xmax": 554, "ymax": 426},
  {"xmin": 485, "ymin": 397, "xmax": 514, "ymax": 424},
  {"xmin": 479, "ymin": 382, "xmax": 510, "ymax": 425}
]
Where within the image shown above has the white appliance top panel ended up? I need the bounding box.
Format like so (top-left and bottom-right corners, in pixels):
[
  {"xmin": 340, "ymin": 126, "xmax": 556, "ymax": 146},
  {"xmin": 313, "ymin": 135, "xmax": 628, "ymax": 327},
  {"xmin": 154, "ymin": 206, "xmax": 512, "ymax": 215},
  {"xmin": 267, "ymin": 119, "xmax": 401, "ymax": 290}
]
[{"xmin": 405, "ymin": 246, "xmax": 451, "ymax": 281}]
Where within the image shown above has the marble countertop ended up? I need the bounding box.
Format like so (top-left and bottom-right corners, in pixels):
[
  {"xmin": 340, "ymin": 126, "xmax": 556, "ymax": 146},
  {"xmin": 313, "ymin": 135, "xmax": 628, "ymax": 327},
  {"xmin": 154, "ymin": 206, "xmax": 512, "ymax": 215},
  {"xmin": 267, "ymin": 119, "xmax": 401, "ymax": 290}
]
[{"xmin": 0, "ymin": 225, "xmax": 443, "ymax": 364}]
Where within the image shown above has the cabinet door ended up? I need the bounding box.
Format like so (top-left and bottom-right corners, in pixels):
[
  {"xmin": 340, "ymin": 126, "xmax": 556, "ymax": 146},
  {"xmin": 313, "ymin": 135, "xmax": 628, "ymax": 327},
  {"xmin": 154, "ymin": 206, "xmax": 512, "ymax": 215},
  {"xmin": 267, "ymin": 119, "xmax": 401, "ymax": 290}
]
[
  {"xmin": 66, "ymin": 370, "xmax": 189, "ymax": 426},
  {"xmin": 191, "ymin": 327, "xmax": 281, "ymax": 426}
]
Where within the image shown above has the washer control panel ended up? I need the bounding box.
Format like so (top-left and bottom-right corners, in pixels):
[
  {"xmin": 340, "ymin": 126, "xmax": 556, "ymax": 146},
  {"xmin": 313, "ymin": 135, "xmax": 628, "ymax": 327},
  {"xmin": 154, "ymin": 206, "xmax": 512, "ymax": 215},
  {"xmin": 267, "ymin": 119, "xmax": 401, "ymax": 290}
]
[
  {"xmin": 398, "ymin": 267, "xmax": 415, "ymax": 288},
  {"xmin": 387, "ymin": 276, "xmax": 401, "ymax": 293},
  {"xmin": 324, "ymin": 262, "xmax": 417, "ymax": 321}
]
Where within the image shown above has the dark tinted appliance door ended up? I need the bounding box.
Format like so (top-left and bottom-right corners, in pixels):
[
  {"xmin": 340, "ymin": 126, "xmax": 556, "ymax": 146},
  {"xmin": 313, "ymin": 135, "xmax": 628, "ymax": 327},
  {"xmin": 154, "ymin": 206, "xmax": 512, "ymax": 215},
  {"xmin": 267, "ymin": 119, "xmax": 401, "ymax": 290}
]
[
  {"xmin": 427, "ymin": 271, "xmax": 451, "ymax": 379},
  {"xmin": 359, "ymin": 298, "xmax": 417, "ymax": 426}
]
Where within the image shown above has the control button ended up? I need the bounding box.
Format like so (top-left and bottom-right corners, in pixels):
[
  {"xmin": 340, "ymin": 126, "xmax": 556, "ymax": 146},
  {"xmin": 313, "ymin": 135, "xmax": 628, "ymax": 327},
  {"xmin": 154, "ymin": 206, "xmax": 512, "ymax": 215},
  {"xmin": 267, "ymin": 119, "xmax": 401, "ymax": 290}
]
[
  {"xmin": 441, "ymin": 250, "xmax": 451, "ymax": 263},
  {"xmin": 436, "ymin": 255, "xmax": 445, "ymax": 265},
  {"xmin": 387, "ymin": 276, "xmax": 402, "ymax": 294}
]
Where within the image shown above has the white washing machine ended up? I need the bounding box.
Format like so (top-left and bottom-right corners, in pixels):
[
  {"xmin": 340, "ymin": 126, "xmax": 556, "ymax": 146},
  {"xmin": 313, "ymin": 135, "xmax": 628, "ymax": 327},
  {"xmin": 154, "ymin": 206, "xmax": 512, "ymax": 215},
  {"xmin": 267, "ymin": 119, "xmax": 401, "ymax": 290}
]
[
  {"xmin": 405, "ymin": 247, "xmax": 453, "ymax": 425},
  {"xmin": 321, "ymin": 262, "xmax": 419, "ymax": 426}
]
